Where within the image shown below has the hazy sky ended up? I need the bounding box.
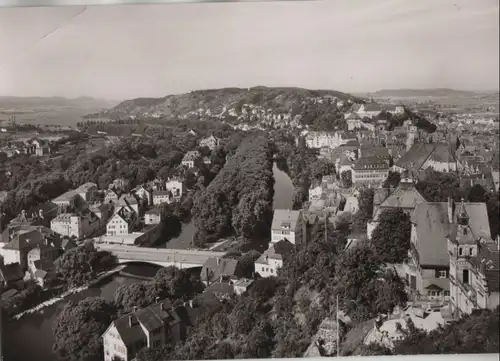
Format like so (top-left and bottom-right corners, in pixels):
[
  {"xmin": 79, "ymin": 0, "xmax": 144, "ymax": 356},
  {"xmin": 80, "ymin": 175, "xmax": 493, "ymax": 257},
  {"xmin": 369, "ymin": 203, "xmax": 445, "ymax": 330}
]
[{"xmin": 0, "ymin": 0, "xmax": 498, "ymax": 100}]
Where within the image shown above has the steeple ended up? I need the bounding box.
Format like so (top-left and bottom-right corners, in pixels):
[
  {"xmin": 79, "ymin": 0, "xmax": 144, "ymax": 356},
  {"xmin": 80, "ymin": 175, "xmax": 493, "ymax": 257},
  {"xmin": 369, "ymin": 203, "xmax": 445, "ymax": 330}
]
[{"xmin": 456, "ymin": 198, "xmax": 469, "ymax": 226}]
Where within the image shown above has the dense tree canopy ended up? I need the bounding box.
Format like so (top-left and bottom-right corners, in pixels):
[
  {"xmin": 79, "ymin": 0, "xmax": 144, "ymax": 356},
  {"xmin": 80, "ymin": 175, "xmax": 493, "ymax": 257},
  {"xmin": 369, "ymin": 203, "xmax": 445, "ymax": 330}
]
[{"xmin": 371, "ymin": 208, "xmax": 411, "ymax": 263}]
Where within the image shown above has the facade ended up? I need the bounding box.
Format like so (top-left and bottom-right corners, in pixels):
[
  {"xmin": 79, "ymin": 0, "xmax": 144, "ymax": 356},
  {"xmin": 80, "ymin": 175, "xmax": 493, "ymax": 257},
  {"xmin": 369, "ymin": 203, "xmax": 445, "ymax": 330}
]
[
  {"xmin": 50, "ymin": 212, "xmax": 99, "ymax": 239},
  {"xmin": 0, "ymin": 229, "xmax": 45, "ymax": 270},
  {"xmin": 304, "ymin": 131, "xmax": 357, "ymax": 150},
  {"xmin": 75, "ymin": 182, "xmax": 99, "ymax": 202},
  {"xmin": 24, "ymin": 139, "xmax": 50, "ymax": 156},
  {"xmin": 52, "ymin": 190, "xmax": 83, "ymax": 212},
  {"xmin": 356, "ymin": 103, "xmax": 383, "ymax": 118},
  {"xmin": 447, "ymin": 203, "xmax": 499, "ymax": 317},
  {"xmin": 166, "ymin": 178, "xmax": 184, "ymax": 200},
  {"xmin": 351, "ymin": 156, "xmax": 389, "ymax": 187},
  {"xmin": 345, "ymin": 113, "xmax": 362, "ymax": 131},
  {"xmin": 102, "ymin": 299, "xmax": 187, "ymax": 361},
  {"xmin": 106, "ymin": 208, "xmax": 136, "ymax": 236},
  {"xmin": 200, "ymin": 135, "xmax": 220, "ymax": 150},
  {"xmin": 152, "ymin": 191, "xmax": 171, "ymax": 205},
  {"xmin": 134, "ymin": 186, "xmax": 153, "ymax": 206},
  {"xmin": 271, "ymin": 209, "xmax": 303, "ymax": 245},
  {"xmin": 255, "ymin": 239, "xmax": 294, "ymax": 278},
  {"xmin": 145, "ymin": 208, "xmax": 164, "ymax": 225},
  {"xmin": 200, "ymin": 257, "xmax": 245, "ymax": 286},
  {"xmin": 104, "ymin": 190, "xmax": 119, "ymax": 204},
  {"xmin": 404, "ymin": 199, "xmax": 491, "ymax": 301}
]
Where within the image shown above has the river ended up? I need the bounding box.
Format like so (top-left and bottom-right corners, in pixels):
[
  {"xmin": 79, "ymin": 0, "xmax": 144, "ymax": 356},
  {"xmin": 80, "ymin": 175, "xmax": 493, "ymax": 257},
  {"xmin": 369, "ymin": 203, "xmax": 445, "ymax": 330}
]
[{"xmin": 2, "ymin": 162, "xmax": 294, "ymax": 361}]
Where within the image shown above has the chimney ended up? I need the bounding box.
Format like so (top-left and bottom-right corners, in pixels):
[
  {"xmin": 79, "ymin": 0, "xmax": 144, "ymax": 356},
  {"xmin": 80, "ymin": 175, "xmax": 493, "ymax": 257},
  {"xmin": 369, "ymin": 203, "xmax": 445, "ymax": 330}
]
[
  {"xmin": 189, "ymin": 299, "xmax": 193, "ymax": 308},
  {"xmin": 160, "ymin": 303, "xmax": 164, "ymax": 311},
  {"xmin": 156, "ymin": 297, "xmax": 160, "ymax": 304},
  {"xmin": 217, "ymin": 258, "xmax": 220, "ymax": 265},
  {"xmin": 133, "ymin": 306, "xmax": 138, "ymax": 312},
  {"xmin": 128, "ymin": 316, "xmax": 133, "ymax": 327}
]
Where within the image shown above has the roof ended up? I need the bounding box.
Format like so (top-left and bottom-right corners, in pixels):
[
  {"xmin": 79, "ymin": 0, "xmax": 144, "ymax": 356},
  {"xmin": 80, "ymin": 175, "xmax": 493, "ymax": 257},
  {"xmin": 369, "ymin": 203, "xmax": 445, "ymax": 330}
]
[
  {"xmin": 52, "ymin": 190, "xmax": 79, "ymax": 203},
  {"xmin": 183, "ymin": 151, "xmax": 200, "ymax": 161},
  {"xmin": 396, "ymin": 143, "xmax": 456, "ymax": 170},
  {"xmin": 359, "ymin": 146, "xmax": 390, "ymax": 159},
  {"xmin": 346, "ymin": 113, "xmax": 361, "ymax": 120},
  {"xmin": 256, "ymin": 239, "xmax": 294, "ymax": 264},
  {"xmin": 153, "ymin": 190, "xmax": 170, "ymax": 196},
  {"xmin": 362, "ymin": 103, "xmax": 383, "ymax": 112},
  {"xmin": 204, "ymin": 282, "xmax": 235, "ymax": 296},
  {"xmin": 411, "ymin": 202, "xmax": 451, "ymax": 267},
  {"xmin": 3, "ymin": 229, "xmax": 44, "ymax": 250},
  {"xmin": 34, "ymin": 269, "xmax": 49, "ymax": 279},
  {"xmin": 145, "ymin": 207, "xmax": 162, "ymax": 215},
  {"xmin": 0, "ymin": 262, "xmax": 23, "ymax": 282},
  {"xmin": 52, "ymin": 213, "xmax": 79, "ymax": 223},
  {"xmin": 377, "ymin": 180, "xmax": 426, "ymax": 215},
  {"xmin": 352, "ymin": 156, "xmax": 389, "ymax": 171},
  {"xmin": 472, "ymin": 242, "xmax": 500, "ymax": 292},
  {"xmin": 200, "ymin": 257, "xmax": 241, "ymax": 283},
  {"xmin": 76, "ymin": 182, "xmax": 97, "ymax": 192},
  {"xmin": 271, "ymin": 209, "xmax": 302, "ymax": 231}
]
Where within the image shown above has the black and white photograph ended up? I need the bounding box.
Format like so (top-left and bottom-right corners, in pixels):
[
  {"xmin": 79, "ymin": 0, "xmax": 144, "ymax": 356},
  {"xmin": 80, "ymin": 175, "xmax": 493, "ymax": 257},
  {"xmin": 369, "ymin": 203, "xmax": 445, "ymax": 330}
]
[{"xmin": 0, "ymin": 1, "xmax": 499, "ymax": 361}]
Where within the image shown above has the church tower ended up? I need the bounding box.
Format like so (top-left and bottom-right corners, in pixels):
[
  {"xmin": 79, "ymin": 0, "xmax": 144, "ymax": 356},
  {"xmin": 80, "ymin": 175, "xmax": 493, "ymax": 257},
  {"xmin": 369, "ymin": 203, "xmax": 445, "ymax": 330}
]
[{"xmin": 406, "ymin": 126, "xmax": 417, "ymax": 151}]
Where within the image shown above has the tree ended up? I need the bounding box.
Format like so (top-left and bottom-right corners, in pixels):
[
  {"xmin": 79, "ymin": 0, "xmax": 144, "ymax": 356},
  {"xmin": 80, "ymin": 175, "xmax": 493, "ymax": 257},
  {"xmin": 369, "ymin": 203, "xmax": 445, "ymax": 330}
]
[
  {"xmin": 371, "ymin": 208, "xmax": 411, "ymax": 263},
  {"xmin": 383, "ymin": 171, "xmax": 401, "ymax": 189},
  {"xmin": 52, "ymin": 297, "xmax": 118, "ymax": 361},
  {"xmin": 341, "ymin": 170, "xmax": 353, "ymax": 188},
  {"xmin": 309, "ymin": 159, "xmax": 335, "ymax": 181}
]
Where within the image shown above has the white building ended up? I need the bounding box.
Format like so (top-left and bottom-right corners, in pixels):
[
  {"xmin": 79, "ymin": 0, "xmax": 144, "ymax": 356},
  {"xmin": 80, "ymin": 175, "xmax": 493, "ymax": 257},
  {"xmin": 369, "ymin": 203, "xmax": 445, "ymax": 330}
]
[
  {"xmin": 152, "ymin": 190, "xmax": 171, "ymax": 205},
  {"xmin": 50, "ymin": 213, "xmax": 88, "ymax": 239},
  {"xmin": 144, "ymin": 208, "xmax": 163, "ymax": 225},
  {"xmin": 106, "ymin": 208, "xmax": 136, "ymax": 236},
  {"xmin": 181, "ymin": 151, "xmax": 201, "ymax": 168},
  {"xmin": 199, "ymin": 135, "xmax": 220, "ymax": 150},
  {"xmin": 255, "ymin": 239, "xmax": 294, "ymax": 278},
  {"xmin": 271, "ymin": 209, "xmax": 303, "ymax": 245},
  {"xmin": 166, "ymin": 178, "xmax": 184, "ymax": 200}
]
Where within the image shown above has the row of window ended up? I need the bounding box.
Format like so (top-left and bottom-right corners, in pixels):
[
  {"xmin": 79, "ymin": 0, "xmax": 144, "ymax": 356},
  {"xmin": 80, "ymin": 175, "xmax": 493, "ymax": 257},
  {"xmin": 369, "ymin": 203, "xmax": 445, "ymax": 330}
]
[
  {"xmin": 428, "ymin": 290, "xmax": 450, "ymax": 297},
  {"xmin": 260, "ymin": 266, "xmax": 275, "ymax": 274}
]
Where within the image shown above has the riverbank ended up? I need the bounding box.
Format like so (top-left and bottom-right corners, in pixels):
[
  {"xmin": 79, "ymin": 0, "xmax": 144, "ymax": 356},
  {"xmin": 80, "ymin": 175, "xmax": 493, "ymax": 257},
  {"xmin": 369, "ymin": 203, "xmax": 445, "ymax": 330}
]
[{"xmin": 13, "ymin": 265, "xmax": 126, "ymax": 320}]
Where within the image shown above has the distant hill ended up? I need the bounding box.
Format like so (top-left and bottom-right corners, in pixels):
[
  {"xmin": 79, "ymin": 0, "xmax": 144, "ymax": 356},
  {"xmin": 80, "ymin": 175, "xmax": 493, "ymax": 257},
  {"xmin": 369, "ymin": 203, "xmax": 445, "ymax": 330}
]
[
  {"xmin": 0, "ymin": 96, "xmax": 116, "ymax": 109},
  {"xmin": 94, "ymin": 86, "xmax": 365, "ymax": 120},
  {"xmin": 367, "ymin": 88, "xmax": 485, "ymax": 98}
]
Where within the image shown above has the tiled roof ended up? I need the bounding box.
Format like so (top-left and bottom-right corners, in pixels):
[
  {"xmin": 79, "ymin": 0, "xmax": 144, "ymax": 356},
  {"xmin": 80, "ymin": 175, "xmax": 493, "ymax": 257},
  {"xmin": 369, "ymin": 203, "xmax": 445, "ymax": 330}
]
[
  {"xmin": 395, "ymin": 143, "xmax": 435, "ymax": 170},
  {"xmin": 200, "ymin": 257, "xmax": 242, "ymax": 284},
  {"xmin": 469, "ymin": 242, "xmax": 500, "ymax": 292},
  {"xmin": 352, "ymin": 156, "xmax": 389, "ymax": 171},
  {"xmin": 378, "ymin": 180, "xmax": 426, "ymax": 213},
  {"xmin": 52, "ymin": 190, "xmax": 79, "ymax": 203},
  {"xmin": 0, "ymin": 262, "xmax": 23, "ymax": 282},
  {"xmin": 204, "ymin": 282, "xmax": 235, "ymax": 296},
  {"xmin": 3, "ymin": 229, "xmax": 44, "ymax": 250},
  {"xmin": 256, "ymin": 239, "xmax": 294, "ymax": 264},
  {"xmin": 271, "ymin": 209, "xmax": 302, "ymax": 231}
]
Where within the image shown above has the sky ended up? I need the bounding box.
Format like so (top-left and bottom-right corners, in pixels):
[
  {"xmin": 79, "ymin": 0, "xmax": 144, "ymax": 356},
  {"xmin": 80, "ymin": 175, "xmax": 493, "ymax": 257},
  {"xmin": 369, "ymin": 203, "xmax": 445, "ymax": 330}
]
[{"xmin": 0, "ymin": 0, "xmax": 498, "ymax": 100}]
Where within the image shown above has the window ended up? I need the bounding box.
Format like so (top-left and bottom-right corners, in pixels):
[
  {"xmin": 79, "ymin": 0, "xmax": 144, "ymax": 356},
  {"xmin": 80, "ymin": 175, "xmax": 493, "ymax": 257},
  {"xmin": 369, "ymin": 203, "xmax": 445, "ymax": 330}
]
[
  {"xmin": 469, "ymin": 248, "xmax": 473, "ymax": 256},
  {"xmin": 463, "ymin": 269, "xmax": 469, "ymax": 284},
  {"xmin": 444, "ymin": 291, "xmax": 450, "ymax": 297},
  {"xmin": 438, "ymin": 270, "xmax": 447, "ymax": 278},
  {"xmin": 153, "ymin": 340, "xmax": 162, "ymax": 349},
  {"xmin": 459, "ymin": 247, "xmax": 463, "ymax": 256}
]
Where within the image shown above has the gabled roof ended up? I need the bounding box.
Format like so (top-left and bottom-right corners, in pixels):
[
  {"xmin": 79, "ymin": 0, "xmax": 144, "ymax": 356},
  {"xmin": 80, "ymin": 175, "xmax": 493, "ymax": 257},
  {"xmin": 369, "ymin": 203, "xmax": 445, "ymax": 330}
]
[
  {"xmin": 396, "ymin": 143, "xmax": 456, "ymax": 170},
  {"xmin": 200, "ymin": 257, "xmax": 242, "ymax": 284},
  {"xmin": 256, "ymin": 239, "xmax": 294, "ymax": 264},
  {"xmin": 352, "ymin": 156, "xmax": 389, "ymax": 171},
  {"xmin": 0, "ymin": 262, "xmax": 23, "ymax": 282},
  {"xmin": 271, "ymin": 209, "xmax": 302, "ymax": 231},
  {"xmin": 378, "ymin": 180, "xmax": 426, "ymax": 212}
]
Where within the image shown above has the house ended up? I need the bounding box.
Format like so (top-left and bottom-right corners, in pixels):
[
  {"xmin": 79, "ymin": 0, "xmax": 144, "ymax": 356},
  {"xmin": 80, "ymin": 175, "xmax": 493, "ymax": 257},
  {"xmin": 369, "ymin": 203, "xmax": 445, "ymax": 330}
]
[
  {"xmin": 52, "ymin": 190, "xmax": 85, "ymax": 213},
  {"xmin": 0, "ymin": 228, "xmax": 46, "ymax": 270},
  {"xmin": 152, "ymin": 190, "xmax": 171, "ymax": 205},
  {"xmin": 231, "ymin": 278, "xmax": 254, "ymax": 295},
  {"xmin": 101, "ymin": 299, "xmax": 188, "ymax": 361},
  {"xmin": 304, "ymin": 131, "xmax": 357, "ymax": 150},
  {"xmin": 404, "ymin": 198, "xmax": 491, "ymax": 301},
  {"xmin": 255, "ymin": 239, "xmax": 294, "ymax": 278},
  {"xmin": 106, "ymin": 207, "xmax": 137, "ymax": 236},
  {"xmin": 166, "ymin": 178, "xmax": 184, "ymax": 200},
  {"xmin": 27, "ymin": 243, "xmax": 59, "ymax": 274},
  {"xmin": 367, "ymin": 172, "xmax": 426, "ymax": 239},
  {"xmin": 89, "ymin": 203, "xmax": 114, "ymax": 225},
  {"xmin": 75, "ymin": 182, "xmax": 99, "ymax": 202},
  {"xmin": 394, "ymin": 142, "xmax": 458, "ymax": 174},
  {"xmin": 203, "ymin": 281, "xmax": 235, "ymax": 301},
  {"xmin": 0, "ymin": 258, "xmax": 24, "ymax": 289},
  {"xmin": 448, "ymin": 210, "xmax": 499, "ymax": 317},
  {"xmin": 200, "ymin": 257, "xmax": 245, "ymax": 286},
  {"xmin": 356, "ymin": 103, "xmax": 383, "ymax": 118},
  {"xmin": 24, "ymin": 139, "xmax": 50, "ymax": 156},
  {"xmin": 104, "ymin": 189, "xmax": 119, "ymax": 204},
  {"xmin": 117, "ymin": 194, "xmax": 140, "ymax": 214},
  {"xmin": 181, "ymin": 151, "xmax": 201, "ymax": 168},
  {"xmin": 50, "ymin": 211, "xmax": 100, "ymax": 239},
  {"xmin": 351, "ymin": 156, "xmax": 390, "ymax": 187},
  {"xmin": 110, "ymin": 178, "xmax": 130, "ymax": 193},
  {"xmin": 134, "ymin": 186, "xmax": 153, "ymax": 206},
  {"xmin": 271, "ymin": 209, "xmax": 303, "ymax": 245},
  {"xmin": 145, "ymin": 207, "xmax": 164, "ymax": 225},
  {"xmin": 345, "ymin": 113, "xmax": 362, "ymax": 131},
  {"xmin": 199, "ymin": 135, "xmax": 220, "ymax": 150}
]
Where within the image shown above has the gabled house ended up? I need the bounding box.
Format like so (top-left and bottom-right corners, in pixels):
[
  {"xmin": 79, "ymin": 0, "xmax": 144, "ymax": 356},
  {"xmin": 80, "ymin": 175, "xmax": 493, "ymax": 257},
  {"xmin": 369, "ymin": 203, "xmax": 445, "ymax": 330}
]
[
  {"xmin": 106, "ymin": 207, "xmax": 137, "ymax": 236},
  {"xmin": 255, "ymin": 239, "xmax": 294, "ymax": 278},
  {"xmin": 102, "ymin": 299, "xmax": 188, "ymax": 361},
  {"xmin": 345, "ymin": 113, "xmax": 362, "ymax": 131},
  {"xmin": 356, "ymin": 103, "xmax": 383, "ymax": 118},
  {"xmin": 75, "ymin": 182, "xmax": 99, "ymax": 202},
  {"xmin": 404, "ymin": 198, "xmax": 491, "ymax": 301},
  {"xmin": 181, "ymin": 151, "xmax": 201, "ymax": 168},
  {"xmin": 351, "ymin": 156, "xmax": 390, "ymax": 187},
  {"xmin": 104, "ymin": 189, "xmax": 120, "ymax": 204},
  {"xmin": 166, "ymin": 178, "xmax": 184, "ymax": 200},
  {"xmin": 199, "ymin": 135, "xmax": 221, "ymax": 150},
  {"xmin": 50, "ymin": 211, "xmax": 100, "ymax": 239},
  {"xmin": 134, "ymin": 186, "xmax": 153, "ymax": 206},
  {"xmin": 152, "ymin": 190, "xmax": 171, "ymax": 205},
  {"xmin": 271, "ymin": 209, "xmax": 303, "ymax": 245},
  {"xmin": 52, "ymin": 190, "xmax": 85, "ymax": 213},
  {"xmin": 200, "ymin": 257, "xmax": 245, "ymax": 286},
  {"xmin": 117, "ymin": 194, "xmax": 140, "ymax": 214},
  {"xmin": 145, "ymin": 207, "xmax": 164, "ymax": 225},
  {"xmin": 394, "ymin": 142, "xmax": 458, "ymax": 174},
  {"xmin": 0, "ymin": 228, "xmax": 46, "ymax": 270}
]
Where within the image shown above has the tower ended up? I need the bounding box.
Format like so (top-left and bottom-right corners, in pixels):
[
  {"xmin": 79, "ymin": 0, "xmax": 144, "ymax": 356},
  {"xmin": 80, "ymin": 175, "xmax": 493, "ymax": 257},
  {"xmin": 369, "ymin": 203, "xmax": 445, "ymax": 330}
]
[{"xmin": 406, "ymin": 126, "xmax": 417, "ymax": 151}]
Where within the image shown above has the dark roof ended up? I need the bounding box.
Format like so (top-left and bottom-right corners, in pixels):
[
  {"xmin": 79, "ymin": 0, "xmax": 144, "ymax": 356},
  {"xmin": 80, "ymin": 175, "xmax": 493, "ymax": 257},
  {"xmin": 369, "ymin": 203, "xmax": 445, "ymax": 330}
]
[
  {"xmin": 376, "ymin": 180, "xmax": 426, "ymax": 217},
  {"xmin": 470, "ymin": 242, "xmax": 500, "ymax": 292},
  {"xmin": 204, "ymin": 282, "xmax": 235, "ymax": 296},
  {"xmin": 145, "ymin": 207, "xmax": 162, "ymax": 215},
  {"xmin": 0, "ymin": 262, "xmax": 23, "ymax": 282},
  {"xmin": 352, "ymin": 156, "xmax": 389, "ymax": 171},
  {"xmin": 396, "ymin": 143, "xmax": 456, "ymax": 170},
  {"xmin": 3, "ymin": 229, "xmax": 44, "ymax": 250},
  {"xmin": 200, "ymin": 257, "xmax": 242, "ymax": 284}
]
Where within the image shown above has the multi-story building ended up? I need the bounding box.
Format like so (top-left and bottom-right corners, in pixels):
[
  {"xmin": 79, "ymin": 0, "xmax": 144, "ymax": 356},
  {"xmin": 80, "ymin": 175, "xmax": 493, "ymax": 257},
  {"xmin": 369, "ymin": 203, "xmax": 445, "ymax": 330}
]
[
  {"xmin": 181, "ymin": 151, "xmax": 201, "ymax": 168},
  {"xmin": 75, "ymin": 182, "xmax": 99, "ymax": 203},
  {"xmin": 271, "ymin": 209, "xmax": 303, "ymax": 245},
  {"xmin": 106, "ymin": 207, "xmax": 137, "ymax": 236},
  {"xmin": 50, "ymin": 212, "xmax": 100, "ymax": 239},
  {"xmin": 166, "ymin": 178, "xmax": 184, "ymax": 200},
  {"xmin": 304, "ymin": 131, "xmax": 357, "ymax": 150},
  {"xmin": 394, "ymin": 142, "xmax": 458, "ymax": 174},
  {"xmin": 152, "ymin": 190, "xmax": 171, "ymax": 205},
  {"xmin": 199, "ymin": 135, "xmax": 220, "ymax": 150},
  {"xmin": 52, "ymin": 190, "xmax": 85, "ymax": 213},
  {"xmin": 255, "ymin": 239, "xmax": 294, "ymax": 278},
  {"xmin": 144, "ymin": 208, "xmax": 164, "ymax": 225},
  {"xmin": 447, "ymin": 203, "xmax": 499, "ymax": 317},
  {"xmin": 405, "ymin": 198, "xmax": 491, "ymax": 301},
  {"xmin": 134, "ymin": 186, "xmax": 153, "ymax": 206},
  {"xmin": 102, "ymin": 299, "xmax": 187, "ymax": 361},
  {"xmin": 351, "ymin": 156, "xmax": 390, "ymax": 187}
]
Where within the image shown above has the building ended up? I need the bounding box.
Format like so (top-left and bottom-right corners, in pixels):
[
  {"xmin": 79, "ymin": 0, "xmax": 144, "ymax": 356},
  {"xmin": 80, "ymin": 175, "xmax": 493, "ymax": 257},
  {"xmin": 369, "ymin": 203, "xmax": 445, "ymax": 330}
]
[
  {"xmin": 0, "ymin": 259, "xmax": 24, "ymax": 289},
  {"xmin": 345, "ymin": 113, "xmax": 362, "ymax": 131},
  {"xmin": 200, "ymin": 257, "xmax": 245, "ymax": 286},
  {"xmin": 255, "ymin": 239, "xmax": 294, "ymax": 278},
  {"xmin": 24, "ymin": 139, "xmax": 50, "ymax": 156},
  {"xmin": 102, "ymin": 299, "xmax": 188, "ymax": 361},
  {"xmin": 394, "ymin": 142, "xmax": 458, "ymax": 174},
  {"xmin": 231, "ymin": 278, "xmax": 254, "ymax": 295},
  {"xmin": 447, "ymin": 203, "xmax": 499, "ymax": 317},
  {"xmin": 271, "ymin": 209, "xmax": 303, "ymax": 245},
  {"xmin": 110, "ymin": 178, "xmax": 130, "ymax": 193},
  {"xmin": 52, "ymin": 190, "xmax": 85, "ymax": 213},
  {"xmin": 106, "ymin": 207, "xmax": 137, "ymax": 236},
  {"xmin": 145, "ymin": 207, "xmax": 164, "ymax": 225},
  {"xmin": 152, "ymin": 190, "xmax": 171, "ymax": 205},
  {"xmin": 75, "ymin": 182, "xmax": 99, "ymax": 203},
  {"xmin": 50, "ymin": 211, "xmax": 100, "ymax": 239},
  {"xmin": 199, "ymin": 135, "xmax": 220, "ymax": 150},
  {"xmin": 166, "ymin": 178, "xmax": 184, "ymax": 200},
  {"xmin": 356, "ymin": 103, "xmax": 383, "ymax": 118},
  {"xmin": 367, "ymin": 172, "xmax": 426, "ymax": 239},
  {"xmin": 304, "ymin": 131, "xmax": 357, "ymax": 150},
  {"xmin": 404, "ymin": 198, "xmax": 491, "ymax": 301},
  {"xmin": 181, "ymin": 151, "xmax": 201, "ymax": 168},
  {"xmin": 134, "ymin": 186, "xmax": 153, "ymax": 206},
  {"xmin": 104, "ymin": 189, "xmax": 119, "ymax": 204},
  {"xmin": 0, "ymin": 228, "xmax": 46, "ymax": 270},
  {"xmin": 351, "ymin": 156, "xmax": 390, "ymax": 187},
  {"xmin": 89, "ymin": 203, "xmax": 114, "ymax": 226}
]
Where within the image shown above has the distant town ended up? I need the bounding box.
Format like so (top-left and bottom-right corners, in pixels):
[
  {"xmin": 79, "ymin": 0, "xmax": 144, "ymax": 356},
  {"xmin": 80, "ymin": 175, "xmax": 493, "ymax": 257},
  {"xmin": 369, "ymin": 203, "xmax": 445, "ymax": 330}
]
[{"xmin": 0, "ymin": 86, "xmax": 498, "ymax": 361}]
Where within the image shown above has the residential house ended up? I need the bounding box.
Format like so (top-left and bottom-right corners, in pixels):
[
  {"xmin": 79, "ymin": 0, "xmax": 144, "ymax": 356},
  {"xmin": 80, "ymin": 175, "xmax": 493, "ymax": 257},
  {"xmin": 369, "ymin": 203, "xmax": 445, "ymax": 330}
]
[
  {"xmin": 134, "ymin": 186, "xmax": 153, "ymax": 206},
  {"xmin": 345, "ymin": 113, "xmax": 362, "ymax": 131},
  {"xmin": 27, "ymin": 243, "xmax": 59, "ymax": 287},
  {"xmin": 199, "ymin": 135, "xmax": 220, "ymax": 150},
  {"xmin": 89, "ymin": 203, "xmax": 114, "ymax": 226},
  {"xmin": 117, "ymin": 194, "xmax": 140, "ymax": 214},
  {"xmin": 200, "ymin": 257, "xmax": 245, "ymax": 286},
  {"xmin": 304, "ymin": 131, "xmax": 357, "ymax": 150},
  {"xmin": 404, "ymin": 198, "xmax": 491, "ymax": 301},
  {"xmin": 75, "ymin": 182, "xmax": 99, "ymax": 202},
  {"xmin": 145, "ymin": 208, "xmax": 164, "ymax": 225},
  {"xmin": 152, "ymin": 190, "xmax": 171, "ymax": 205},
  {"xmin": 271, "ymin": 209, "xmax": 303, "ymax": 245},
  {"xmin": 181, "ymin": 151, "xmax": 201, "ymax": 168},
  {"xmin": 231, "ymin": 278, "xmax": 254, "ymax": 295},
  {"xmin": 110, "ymin": 178, "xmax": 130, "ymax": 193},
  {"xmin": 255, "ymin": 239, "xmax": 294, "ymax": 278},
  {"xmin": 50, "ymin": 211, "xmax": 100, "ymax": 239},
  {"xmin": 0, "ymin": 228, "xmax": 46, "ymax": 270},
  {"xmin": 203, "ymin": 282, "xmax": 235, "ymax": 301},
  {"xmin": 448, "ymin": 208, "xmax": 499, "ymax": 317},
  {"xmin": 101, "ymin": 299, "xmax": 188, "ymax": 361},
  {"xmin": 104, "ymin": 189, "xmax": 120, "ymax": 204},
  {"xmin": 367, "ymin": 172, "xmax": 427, "ymax": 239},
  {"xmin": 356, "ymin": 103, "xmax": 383, "ymax": 118},
  {"xmin": 394, "ymin": 142, "xmax": 458, "ymax": 174},
  {"xmin": 166, "ymin": 178, "xmax": 184, "ymax": 200},
  {"xmin": 351, "ymin": 156, "xmax": 390, "ymax": 187},
  {"xmin": 0, "ymin": 258, "xmax": 24, "ymax": 289},
  {"xmin": 106, "ymin": 207, "xmax": 137, "ymax": 236}
]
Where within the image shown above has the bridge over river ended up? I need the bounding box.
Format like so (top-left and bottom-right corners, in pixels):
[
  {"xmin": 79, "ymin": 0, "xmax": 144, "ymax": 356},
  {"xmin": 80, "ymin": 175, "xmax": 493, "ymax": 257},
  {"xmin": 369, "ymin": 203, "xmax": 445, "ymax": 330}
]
[{"xmin": 95, "ymin": 243, "xmax": 227, "ymax": 268}]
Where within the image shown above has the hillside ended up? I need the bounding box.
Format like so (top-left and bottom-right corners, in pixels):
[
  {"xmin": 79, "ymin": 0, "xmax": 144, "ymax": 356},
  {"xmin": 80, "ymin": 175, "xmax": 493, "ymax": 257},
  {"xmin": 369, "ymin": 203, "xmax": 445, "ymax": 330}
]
[
  {"xmin": 368, "ymin": 88, "xmax": 482, "ymax": 98},
  {"xmin": 93, "ymin": 86, "xmax": 365, "ymax": 121}
]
